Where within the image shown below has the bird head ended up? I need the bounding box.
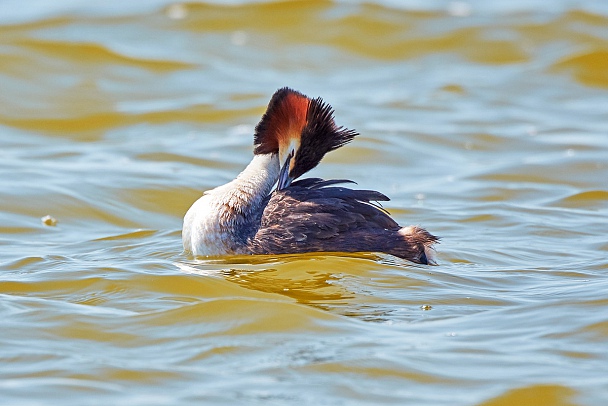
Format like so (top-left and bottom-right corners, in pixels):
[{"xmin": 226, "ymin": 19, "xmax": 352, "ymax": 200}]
[{"xmin": 253, "ymin": 87, "xmax": 358, "ymax": 190}]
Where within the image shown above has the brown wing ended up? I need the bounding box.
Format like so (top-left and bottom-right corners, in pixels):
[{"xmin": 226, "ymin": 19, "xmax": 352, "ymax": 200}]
[{"xmin": 248, "ymin": 178, "xmax": 403, "ymax": 255}]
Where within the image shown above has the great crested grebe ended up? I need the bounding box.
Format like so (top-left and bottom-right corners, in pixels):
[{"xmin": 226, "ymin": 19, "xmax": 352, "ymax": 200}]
[{"xmin": 183, "ymin": 87, "xmax": 438, "ymax": 264}]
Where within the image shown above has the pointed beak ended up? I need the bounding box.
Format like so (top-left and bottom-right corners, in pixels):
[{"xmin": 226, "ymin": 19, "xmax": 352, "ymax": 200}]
[{"xmin": 277, "ymin": 150, "xmax": 294, "ymax": 191}]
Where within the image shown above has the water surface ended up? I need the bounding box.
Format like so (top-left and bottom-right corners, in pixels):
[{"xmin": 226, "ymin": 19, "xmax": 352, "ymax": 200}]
[{"xmin": 1, "ymin": 1, "xmax": 607, "ymax": 405}]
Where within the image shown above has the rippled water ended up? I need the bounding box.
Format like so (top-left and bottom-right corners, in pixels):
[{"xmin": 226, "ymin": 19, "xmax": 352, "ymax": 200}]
[{"xmin": 1, "ymin": 1, "xmax": 608, "ymax": 405}]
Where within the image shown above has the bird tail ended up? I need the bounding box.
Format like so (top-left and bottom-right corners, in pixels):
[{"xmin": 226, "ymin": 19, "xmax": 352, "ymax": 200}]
[{"xmin": 398, "ymin": 226, "xmax": 439, "ymax": 265}]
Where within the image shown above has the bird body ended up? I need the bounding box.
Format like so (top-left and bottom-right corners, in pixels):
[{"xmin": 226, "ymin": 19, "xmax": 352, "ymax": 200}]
[{"xmin": 183, "ymin": 88, "xmax": 438, "ymax": 264}]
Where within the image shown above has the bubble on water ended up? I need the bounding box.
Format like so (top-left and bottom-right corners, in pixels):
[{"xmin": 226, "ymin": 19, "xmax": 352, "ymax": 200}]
[
  {"xmin": 565, "ymin": 149, "xmax": 575, "ymax": 157},
  {"xmin": 231, "ymin": 31, "xmax": 248, "ymax": 46},
  {"xmin": 41, "ymin": 215, "xmax": 57, "ymax": 226},
  {"xmin": 448, "ymin": 1, "xmax": 472, "ymax": 17},
  {"xmin": 166, "ymin": 3, "xmax": 188, "ymax": 20},
  {"xmin": 526, "ymin": 126, "xmax": 538, "ymax": 136}
]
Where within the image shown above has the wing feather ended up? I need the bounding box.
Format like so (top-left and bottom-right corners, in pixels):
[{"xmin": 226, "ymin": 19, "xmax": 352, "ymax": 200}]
[{"xmin": 249, "ymin": 178, "xmax": 400, "ymax": 254}]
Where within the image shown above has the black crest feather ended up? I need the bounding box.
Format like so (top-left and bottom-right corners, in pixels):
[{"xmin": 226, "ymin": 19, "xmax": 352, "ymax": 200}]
[
  {"xmin": 290, "ymin": 96, "xmax": 358, "ymax": 180},
  {"xmin": 252, "ymin": 87, "xmax": 358, "ymax": 179}
]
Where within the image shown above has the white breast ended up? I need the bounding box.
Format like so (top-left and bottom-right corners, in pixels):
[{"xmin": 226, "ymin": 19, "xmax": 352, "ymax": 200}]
[
  {"xmin": 182, "ymin": 153, "xmax": 280, "ymax": 257},
  {"xmin": 182, "ymin": 190, "xmax": 232, "ymax": 256}
]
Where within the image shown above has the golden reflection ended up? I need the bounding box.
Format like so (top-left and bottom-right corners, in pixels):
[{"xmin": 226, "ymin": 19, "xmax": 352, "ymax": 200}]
[
  {"xmin": 478, "ymin": 384, "xmax": 578, "ymax": 406},
  {"xmin": 180, "ymin": 252, "xmax": 393, "ymax": 315},
  {"xmin": 178, "ymin": 250, "xmax": 439, "ymax": 322},
  {"xmin": 552, "ymin": 50, "xmax": 608, "ymax": 88},
  {"xmin": 1, "ymin": 106, "xmax": 262, "ymax": 137},
  {"xmin": 223, "ymin": 266, "xmax": 352, "ymax": 306},
  {"xmin": 16, "ymin": 38, "xmax": 194, "ymax": 71}
]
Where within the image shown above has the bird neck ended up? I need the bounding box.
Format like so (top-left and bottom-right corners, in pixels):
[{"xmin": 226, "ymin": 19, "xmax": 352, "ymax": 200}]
[
  {"xmin": 230, "ymin": 152, "xmax": 280, "ymax": 203},
  {"xmin": 214, "ymin": 152, "xmax": 280, "ymax": 235}
]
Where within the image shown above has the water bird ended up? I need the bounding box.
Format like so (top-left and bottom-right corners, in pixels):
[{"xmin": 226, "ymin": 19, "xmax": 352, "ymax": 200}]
[{"xmin": 183, "ymin": 88, "xmax": 438, "ymax": 264}]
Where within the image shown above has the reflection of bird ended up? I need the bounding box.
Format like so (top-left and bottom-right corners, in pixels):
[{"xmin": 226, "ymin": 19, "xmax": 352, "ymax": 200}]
[{"xmin": 183, "ymin": 87, "xmax": 438, "ymax": 264}]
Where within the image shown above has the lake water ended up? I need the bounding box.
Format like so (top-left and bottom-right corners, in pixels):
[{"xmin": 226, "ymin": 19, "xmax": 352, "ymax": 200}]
[{"xmin": 1, "ymin": 1, "xmax": 607, "ymax": 405}]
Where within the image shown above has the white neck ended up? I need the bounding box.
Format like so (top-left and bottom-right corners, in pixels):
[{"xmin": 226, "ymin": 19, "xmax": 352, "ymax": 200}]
[
  {"xmin": 231, "ymin": 153, "xmax": 280, "ymax": 195},
  {"xmin": 183, "ymin": 153, "xmax": 280, "ymax": 256}
]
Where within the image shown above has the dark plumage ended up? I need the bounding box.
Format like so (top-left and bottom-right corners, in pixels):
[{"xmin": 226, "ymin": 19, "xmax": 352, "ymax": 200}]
[{"xmin": 247, "ymin": 179, "xmax": 438, "ymax": 264}]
